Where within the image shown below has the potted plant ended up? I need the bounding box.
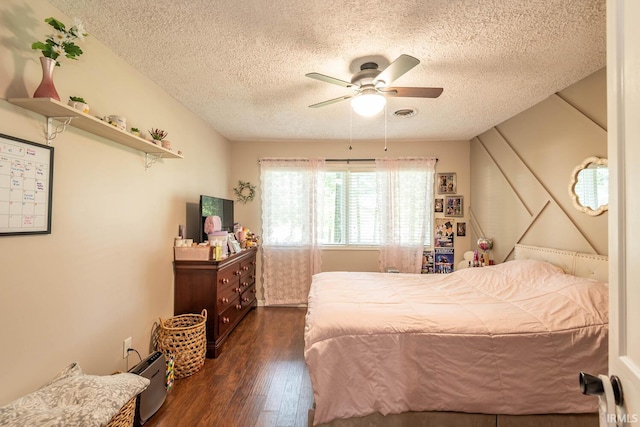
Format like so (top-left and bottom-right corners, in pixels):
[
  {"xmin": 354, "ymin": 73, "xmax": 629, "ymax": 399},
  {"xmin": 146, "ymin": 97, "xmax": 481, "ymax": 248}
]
[
  {"xmin": 130, "ymin": 127, "xmax": 140, "ymax": 137},
  {"xmin": 148, "ymin": 128, "xmax": 168, "ymax": 146},
  {"xmin": 68, "ymin": 96, "xmax": 89, "ymax": 113}
]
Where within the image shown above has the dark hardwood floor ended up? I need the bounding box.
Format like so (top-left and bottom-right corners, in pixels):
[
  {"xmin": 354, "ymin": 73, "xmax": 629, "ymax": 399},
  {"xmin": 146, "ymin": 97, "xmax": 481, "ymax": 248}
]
[{"xmin": 144, "ymin": 307, "xmax": 313, "ymax": 427}]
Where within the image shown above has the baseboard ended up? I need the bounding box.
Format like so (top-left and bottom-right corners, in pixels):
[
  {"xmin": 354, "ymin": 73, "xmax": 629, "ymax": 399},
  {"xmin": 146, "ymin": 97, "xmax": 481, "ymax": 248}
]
[{"xmin": 257, "ymin": 300, "xmax": 307, "ymax": 308}]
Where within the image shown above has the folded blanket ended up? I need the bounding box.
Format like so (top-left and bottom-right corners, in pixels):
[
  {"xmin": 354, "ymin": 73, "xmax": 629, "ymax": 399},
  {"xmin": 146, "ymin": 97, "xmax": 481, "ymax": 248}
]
[{"xmin": 0, "ymin": 362, "xmax": 150, "ymax": 427}]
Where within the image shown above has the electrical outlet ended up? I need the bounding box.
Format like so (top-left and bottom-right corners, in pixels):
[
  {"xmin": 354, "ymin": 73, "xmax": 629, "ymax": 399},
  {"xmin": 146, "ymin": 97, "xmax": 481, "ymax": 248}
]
[{"xmin": 123, "ymin": 337, "xmax": 132, "ymax": 359}]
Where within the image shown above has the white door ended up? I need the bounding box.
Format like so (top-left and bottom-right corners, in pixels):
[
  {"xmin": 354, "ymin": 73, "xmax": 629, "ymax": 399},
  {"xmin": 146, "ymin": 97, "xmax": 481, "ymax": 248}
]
[{"xmin": 607, "ymin": 0, "xmax": 640, "ymax": 424}]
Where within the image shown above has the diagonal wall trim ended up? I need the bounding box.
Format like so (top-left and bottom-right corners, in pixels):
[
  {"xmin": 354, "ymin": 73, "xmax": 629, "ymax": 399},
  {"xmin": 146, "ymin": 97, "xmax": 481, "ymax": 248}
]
[
  {"xmin": 493, "ymin": 125, "xmax": 599, "ymax": 253},
  {"xmin": 471, "ymin": 200, "xmax": 550, "ymax": 263},
  {"xmin": 474, "ymin": 135, "xmax": 535, "ymax": 216},
  {"xmin": 471, "ymin": 70, "xmax": 606, "ymax": 258},
  {"xmin": 554, "ymin": 93, "xmax": 607, "ymax": 132},
  {"xmin": 514, "ymin": 199, "xmax": 550, "ymax": 249}
]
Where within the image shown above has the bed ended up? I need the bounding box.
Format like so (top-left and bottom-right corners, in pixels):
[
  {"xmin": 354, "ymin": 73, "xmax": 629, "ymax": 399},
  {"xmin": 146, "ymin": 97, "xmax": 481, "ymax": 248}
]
[{"xmin": 304, "ymin": 244, "xmax": 609, "ymax": 426}]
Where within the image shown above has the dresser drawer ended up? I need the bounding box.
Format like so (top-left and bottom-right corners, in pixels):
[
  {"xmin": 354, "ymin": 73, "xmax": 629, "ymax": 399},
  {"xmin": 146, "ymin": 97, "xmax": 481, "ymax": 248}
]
[
  {"xmin": 218, "ymin": 302, "xmax": 244, "ymax": 338},
  {"xmin": 217, "ymin": 266, "xmax": 240, "ymax": 288},
  {"xmin": 217, "ymin": 284, "xmax": 240, "ymax": 312},
  {"xmin": 238, "ymin": 262, "xmax": 256, "ymax": 291},
  {"xmin": 240, "ymin": 283, "xmax": 257, "ymax": 308},
  {"xmin": 239, "ymin": 257, "xmax": 256, "ymax": 278}
]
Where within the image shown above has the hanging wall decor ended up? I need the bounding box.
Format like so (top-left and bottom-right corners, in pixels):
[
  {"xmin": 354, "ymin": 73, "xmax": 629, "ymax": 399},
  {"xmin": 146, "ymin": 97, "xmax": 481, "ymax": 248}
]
[
  {"xmin": 0, "ymin": 133, "xmax": 54, "ymax": 236},
  {"xmin": 233, "ymin": 180, "xmax": 256, "ymax": 204}
]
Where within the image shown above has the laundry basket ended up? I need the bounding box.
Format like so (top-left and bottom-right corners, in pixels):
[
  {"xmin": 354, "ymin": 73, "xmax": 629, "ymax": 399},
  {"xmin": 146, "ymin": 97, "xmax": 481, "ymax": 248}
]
[
  {"xmin": 105, "ymin": 396, "xmax": 136, "ymax": 427},
  {"xmin": 106, "ymin": 371, "xmax": 138, "ymax": 427},
  {"xmin": 157, "ymin": 309, "xmax": 207, "ymax": 379}
]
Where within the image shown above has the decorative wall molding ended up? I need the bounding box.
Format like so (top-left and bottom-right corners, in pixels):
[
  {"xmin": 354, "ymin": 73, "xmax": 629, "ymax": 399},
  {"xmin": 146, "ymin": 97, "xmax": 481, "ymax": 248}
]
[{"xmin": 470, "ymin": 70, "xmax": 608, "ymax": 258}]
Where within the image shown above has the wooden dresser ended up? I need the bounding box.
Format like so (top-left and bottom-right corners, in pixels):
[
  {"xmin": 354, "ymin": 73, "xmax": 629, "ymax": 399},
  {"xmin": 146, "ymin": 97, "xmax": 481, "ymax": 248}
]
[{"xmin": 173, "ymin": 247, "xmax": 257, "ymax": 358}]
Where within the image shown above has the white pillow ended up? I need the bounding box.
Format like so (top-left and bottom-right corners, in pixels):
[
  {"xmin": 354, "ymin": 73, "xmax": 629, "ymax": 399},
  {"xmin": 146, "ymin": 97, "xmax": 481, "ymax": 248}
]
[{"xmin": 0, "ymin": 362, "xmax": 150, "ymax": 427}]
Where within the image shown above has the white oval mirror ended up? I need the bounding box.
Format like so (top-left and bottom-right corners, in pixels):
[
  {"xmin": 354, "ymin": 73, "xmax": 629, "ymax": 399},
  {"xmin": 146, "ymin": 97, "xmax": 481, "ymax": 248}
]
[{"xmin": 569, "ymin": 157, "xmax": 608, "ymax": 216}]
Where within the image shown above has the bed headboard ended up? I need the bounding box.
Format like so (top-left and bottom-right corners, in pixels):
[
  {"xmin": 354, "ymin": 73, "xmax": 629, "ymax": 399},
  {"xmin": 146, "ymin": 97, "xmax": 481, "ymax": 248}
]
[{"xmin": 514, "ymin": 244, "xmax": 608, "ymax": 283}]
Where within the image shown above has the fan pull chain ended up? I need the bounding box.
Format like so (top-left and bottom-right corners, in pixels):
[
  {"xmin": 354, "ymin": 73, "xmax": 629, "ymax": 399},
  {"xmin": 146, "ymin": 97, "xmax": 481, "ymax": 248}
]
[
  {"xmin": 349, "ymin": 106, "xmax": 353, "ymax": 150},
  {"xmin": 384, "ymin": 103, "xmax": 388, "ymax": 152}
]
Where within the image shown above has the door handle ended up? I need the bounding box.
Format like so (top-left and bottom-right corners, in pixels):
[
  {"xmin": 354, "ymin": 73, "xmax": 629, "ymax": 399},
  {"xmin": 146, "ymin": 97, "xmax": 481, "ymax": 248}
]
[
  {"xmin": 579, "ymin": 372, "xmax": 624, "ymax": 406},
  {"xmin": 579, "ymin": 372, "xmax": 604, "ymax": 397}
]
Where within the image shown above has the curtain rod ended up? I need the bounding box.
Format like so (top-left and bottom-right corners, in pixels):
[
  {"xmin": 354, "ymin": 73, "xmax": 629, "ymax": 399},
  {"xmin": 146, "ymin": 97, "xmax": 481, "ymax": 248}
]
[
  {"xmin": 326, "ymin": 158, "xmax": 438, "ymax": 163},
  {"xmin": 259, "ymin": 157, "xmax": 438, "ymax": 163}
]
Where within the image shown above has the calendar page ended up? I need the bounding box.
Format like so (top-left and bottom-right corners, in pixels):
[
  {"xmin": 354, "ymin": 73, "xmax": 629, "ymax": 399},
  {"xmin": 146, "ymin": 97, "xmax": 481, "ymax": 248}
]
[{"xmin": 0, "ymin": 133, "xmax": 54, "ymax": 235}]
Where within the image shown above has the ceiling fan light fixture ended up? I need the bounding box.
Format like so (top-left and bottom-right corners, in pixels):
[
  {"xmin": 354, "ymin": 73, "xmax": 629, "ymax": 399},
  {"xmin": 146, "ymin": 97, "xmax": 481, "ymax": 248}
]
[{"xmin": 351, "ymin": 92, "xmax": 386, "ymax": 117}]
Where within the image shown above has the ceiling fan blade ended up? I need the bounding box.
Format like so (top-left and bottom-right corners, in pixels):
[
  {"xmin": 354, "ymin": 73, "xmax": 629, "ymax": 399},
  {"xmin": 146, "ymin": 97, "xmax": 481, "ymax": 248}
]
[
  {"xmin": 382, "ymin": 87, "xmax": 443, "ymax": 98},
  {"xmin": 374, "ymin": 54, "xmax": 420, "ymax": 87},
  {"xmin": 306, "ymin": 72, "xmax": 357, "ymax": 88},
  {"xmin": 309, "ymin": 95, "xmax": 354, "ymax": 108}
]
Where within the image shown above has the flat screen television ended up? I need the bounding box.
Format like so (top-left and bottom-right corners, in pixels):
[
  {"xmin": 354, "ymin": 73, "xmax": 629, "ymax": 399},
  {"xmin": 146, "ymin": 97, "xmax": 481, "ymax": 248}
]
[{"xmin": 199, "ymin": 195, "xmax": 234, "ymax": 243}]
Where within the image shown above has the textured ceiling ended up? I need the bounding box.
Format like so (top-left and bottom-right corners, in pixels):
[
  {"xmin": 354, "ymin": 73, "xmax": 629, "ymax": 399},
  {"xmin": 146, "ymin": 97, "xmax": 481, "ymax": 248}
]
[{"xmin": 49, "ymin": 0, "xmax": 605, "ymax": 142}]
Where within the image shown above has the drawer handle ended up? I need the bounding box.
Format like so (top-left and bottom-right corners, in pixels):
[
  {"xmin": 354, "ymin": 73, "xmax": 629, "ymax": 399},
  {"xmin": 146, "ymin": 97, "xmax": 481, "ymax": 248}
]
[
  {"xmin": 251, "ymin": 288, "xmax": 257, "ymax": 293},
  {"xmin": 220, "ymin": 297, "xmax": 229, "ymax": 304},
  {"xmin": 250, "ymin": 275, "xmax": 256, "ymax": 280},
  {"xmin": 234, "ymin": 270, "xmax": 241, "ymax": 276},
  {"xmin": 242, "ymin": 266, "xmax": 249, "ymax": 271},
  {"xmin": 251, "ymin": 261, "xmax": 256, "ymax": 266},
  {"xmin": 236, "ymin": 304, "xmax": 242, "ymax": 310},
  {"xmin": 235, "ymin": 287, "xmax": 242, "ymax": 293},
  {"xmin": 221, "ymin": 278, "xmax": 229, "ymax": 285},
  {"xmin": 242, "ymin": 297, "xmax": 249, "ymax": 303},
  {"xmin": 241, "ymin": 281, "xmax": 248, "ymax": 287},
  {"xmin": 222, "ymin": 317, "xmax": 230, "ymax": 324}
]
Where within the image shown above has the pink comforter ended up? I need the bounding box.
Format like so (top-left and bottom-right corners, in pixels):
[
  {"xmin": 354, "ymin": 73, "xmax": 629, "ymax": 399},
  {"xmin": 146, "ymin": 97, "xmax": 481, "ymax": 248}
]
[{"xmin": 304, "ymin": 260, "xmax": 608, "ymax": 425}]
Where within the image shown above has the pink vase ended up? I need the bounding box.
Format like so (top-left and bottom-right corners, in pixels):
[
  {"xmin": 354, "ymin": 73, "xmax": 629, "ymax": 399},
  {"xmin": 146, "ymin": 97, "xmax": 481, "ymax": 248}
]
[{"xmin": 33, "ymin": 57, "xmax": 60, "ymax": 101}]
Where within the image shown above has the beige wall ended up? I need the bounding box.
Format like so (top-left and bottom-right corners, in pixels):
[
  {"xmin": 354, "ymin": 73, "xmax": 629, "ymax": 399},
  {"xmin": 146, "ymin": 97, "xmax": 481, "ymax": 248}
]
[
  {"xmin": 230, "ymin": 138, "xmax": 471, "ymax": 302},
  {"xmin": 0, "ymin": 0, "xmax": 229, "ymax": 404},
  {"xmin": 0, "ymin": 0, "xmax": 606, "ymax": 407},
  {"xmin": 470, "ymin": 68, "xmax": 607, "ymax": 262}
]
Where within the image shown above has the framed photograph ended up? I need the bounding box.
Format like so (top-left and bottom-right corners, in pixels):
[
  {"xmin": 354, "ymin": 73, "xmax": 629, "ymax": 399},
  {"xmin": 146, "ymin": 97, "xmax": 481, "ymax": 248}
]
[
  {"xmin": 0, "ymin": 133, "xmax": 54, "ymax": 236},
  {"xmin": 437, "ymin": 173, "xmax": 457, "ymax": 194},
  {"xmin": 227, "ymin": 233, "xmax": 242, "ymax": 254},
  {"xmin": 434, "ymin": 218, "xmax": 454, "ymax": 248},
  {"xmin": 457, "ymin": 222, "xmax": 466, "ymax": 236},
  {"xmin": 434, "ymin": 198, "xmax": 443, "ymax": 213},
  {"xmin": 435, "ymin": 248, "xmax": 455, "ymax": 274},
  {"xmin": 421, "ymin": 250, "xmax": 434, "ymax": 274},
  {"xmin": 445, "ymin": 195, "xmax": 464, "ymax": 217}
]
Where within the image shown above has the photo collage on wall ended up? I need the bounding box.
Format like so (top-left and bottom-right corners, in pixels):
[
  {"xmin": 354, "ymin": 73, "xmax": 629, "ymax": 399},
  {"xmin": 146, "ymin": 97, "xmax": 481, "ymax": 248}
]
[{"xmin": 422, "ymin": 172, "xmax": 466, "ymax": 274}]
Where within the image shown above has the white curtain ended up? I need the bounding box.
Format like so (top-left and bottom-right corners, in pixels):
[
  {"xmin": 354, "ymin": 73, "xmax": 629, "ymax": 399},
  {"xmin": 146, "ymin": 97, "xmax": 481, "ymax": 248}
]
[
  {"xmin": 260, "ymin": 158, "xmax": 325, "ymax": 305},
  {"xmin": 376, "ymin": 157, "xmax": 436, "ymax": 273}
]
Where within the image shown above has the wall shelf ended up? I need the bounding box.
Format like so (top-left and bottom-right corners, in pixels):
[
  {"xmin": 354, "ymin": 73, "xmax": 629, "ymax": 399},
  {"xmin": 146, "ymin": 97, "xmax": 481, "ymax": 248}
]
[{"xmin": 7, "ymin": 97, "xmax": 183, "ymax": 168}]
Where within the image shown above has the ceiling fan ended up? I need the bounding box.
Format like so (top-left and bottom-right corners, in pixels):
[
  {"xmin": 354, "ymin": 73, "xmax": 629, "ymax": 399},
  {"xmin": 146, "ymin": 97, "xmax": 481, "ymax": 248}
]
[{"xmin": 306, "ymin": 54, "xmax": 443, "ymax": 117}]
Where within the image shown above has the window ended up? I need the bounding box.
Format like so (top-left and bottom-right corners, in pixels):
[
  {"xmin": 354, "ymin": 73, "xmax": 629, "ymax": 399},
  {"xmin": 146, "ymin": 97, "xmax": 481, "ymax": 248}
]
[
  {"xmin": 321, "ymin": 168, "xmax": 380, "ymax": 246},
  {"xmin": 320, "ymin": 165, "xmax": 433, "ymax": 247}
]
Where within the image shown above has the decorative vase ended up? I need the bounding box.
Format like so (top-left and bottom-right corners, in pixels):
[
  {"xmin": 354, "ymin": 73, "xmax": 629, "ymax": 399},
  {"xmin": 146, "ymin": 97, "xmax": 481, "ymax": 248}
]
[{"xmin": 33, "ymin": 57, "xmax": 60, "ymax": 101}]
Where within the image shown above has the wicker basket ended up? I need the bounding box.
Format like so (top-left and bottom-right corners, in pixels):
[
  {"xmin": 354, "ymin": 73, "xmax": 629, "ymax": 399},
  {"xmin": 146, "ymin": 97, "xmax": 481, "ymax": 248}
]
[
  {"xmin": 157, "ymin": 309, "xmax": 207, "ymax": 379},
  {"xmin": 105, "ymin": 396, "xmax": 136, "ymax": 427}
]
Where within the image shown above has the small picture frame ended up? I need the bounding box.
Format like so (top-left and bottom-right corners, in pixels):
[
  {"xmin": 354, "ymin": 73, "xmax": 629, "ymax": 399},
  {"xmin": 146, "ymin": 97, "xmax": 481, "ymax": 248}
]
[
  {"xmin": 437, "ymin": 173, "xmax": 457, "ymax": 194},
  {"xmin": 434, "ymin": 198, "xmax": 443, "ymax": 213},
  {"xmin": 457, "ymin": 222, "xmax": 466, "ymax": 236},
  {"xmin": 445, "ymin": 196, "xmax": 464, "ymax": 217},
  {"xmin": 227, "ymin": 233, "xmax": 242, "ymax": 254}
]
